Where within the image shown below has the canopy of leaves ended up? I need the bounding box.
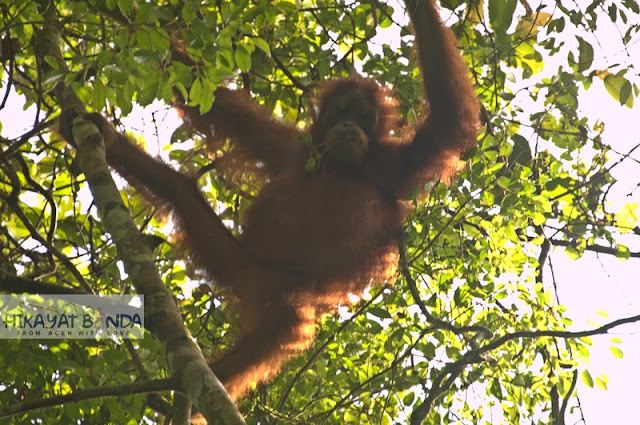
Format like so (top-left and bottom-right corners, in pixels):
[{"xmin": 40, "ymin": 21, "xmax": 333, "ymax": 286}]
[{"xmin": 0, "ymin": 0, "xmax": 639, "ymax": 424}]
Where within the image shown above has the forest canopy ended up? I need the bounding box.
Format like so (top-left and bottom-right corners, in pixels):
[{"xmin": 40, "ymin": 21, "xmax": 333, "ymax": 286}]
[{"xmin": 0, "ymin": 1, "xmax": 639, "ymax": 424}]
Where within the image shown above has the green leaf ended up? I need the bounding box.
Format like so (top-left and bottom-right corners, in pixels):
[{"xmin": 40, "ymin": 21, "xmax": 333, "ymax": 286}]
[
  {"xmin": 403, "ymin": 392, "xmax": 415, "ymax": 405},
  {"xmin": 575, "ymin": 36, "xmax": 594, "ymax": 73},
  {"xmin": 610, "ymin": 346, "xmax": 624, "ymax": 359},
  {"xmin": 43, "ymin": 69, "xmax": 67, "ymax": 85},
  {"xmin": 604, "ymin": 71, "xmax": 634, "ymax": 107},
  {"xmin": 189, "ymin": 78, "xmax": 202, "ymax": 103},
  {"xmin": 490, "ymin": 379, "xmax": 504, "ymax": 398},
  {"xmin": 488, "ymin": 0, "xmax": 517, "ymax": 32},
  {"xmin": 595, "ymin": 375, "xmax": 609, "ymax": 390},
  {"xmin": 235, "ymin": 43, "xmax": 252, "ymax": 72},
  {"xmin": 623, "ymin": 0, "xmax": 639, "ymax": 13},
  {"xmin": 92, "ymin": 78, "xmax": 106, "ymax": 111},
  {"xmin": 138, "ymin": 76, "xmax": 160, "ymax": 106},
  {"xmin": 616, "ymin": 202, "xmax": 638, "ymax": 231},
  {"xmin": 615, "ymin": 245, "xmax": 630, "ymax": 260},
  {"xmin": 368, "ymin": 307, "xmax": 392, "ymax": 319},
  {"xmin": 620, "ymin": 80, "xmax": 632, "ymax": 106},
  {"xmin": 117, "ymin": 0, "xmax": 133, "ymax": 16},
  {"xmin": 198, "ymin": 84, "xmax": 215, "ymax": 114},
  {"xmin": 581, "ymin": 369, "xmax": 594, "ymax": 388},
  {"xmin": 510, "ymin": 134, "xmax": 532, "ymax": 165},
  {"xmin": 216, "ymin": 49, "xmax": 234, "ymax": 69},
  {"xmin": 251, "ymin": 37, "xmax": 271, "ymax": 56},
  {"xmin": 379, "ymin": 13, "xmax": 393, "ymax": 29}
]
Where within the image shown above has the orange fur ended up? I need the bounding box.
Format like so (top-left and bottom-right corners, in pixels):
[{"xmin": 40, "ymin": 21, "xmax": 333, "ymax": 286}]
[{"xmin": 60, "ymin": 0, "xmax": 480, "ymax": 404}]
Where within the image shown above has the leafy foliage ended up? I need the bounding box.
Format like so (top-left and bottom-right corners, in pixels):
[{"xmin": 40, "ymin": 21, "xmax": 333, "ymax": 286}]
[{"xmin": 0, "ymin": 0, "xmax": 639, "ymax": 424}]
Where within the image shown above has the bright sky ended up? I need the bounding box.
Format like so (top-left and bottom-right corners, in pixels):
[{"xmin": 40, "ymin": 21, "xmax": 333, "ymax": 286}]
[
  {"xmin": 555, "ymin": 93, "xmax": 640, "ymax": 424},
  {"xmin": 550, "ymin": 8, "xmax": 640, "ymax": 424}
]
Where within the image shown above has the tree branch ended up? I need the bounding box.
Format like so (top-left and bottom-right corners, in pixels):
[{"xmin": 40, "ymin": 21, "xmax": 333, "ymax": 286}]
[
  {"xmin": 0, "ymin": 378, "xmax": 177, "ymax": 419},
  {"xmin": 31, "ymin": 9, "xmax": 245, "ymax": 425}
]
